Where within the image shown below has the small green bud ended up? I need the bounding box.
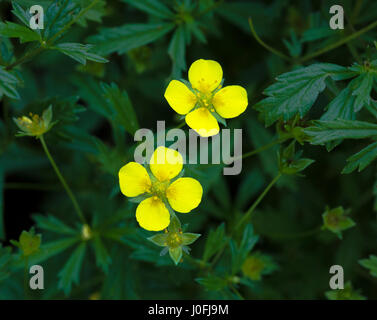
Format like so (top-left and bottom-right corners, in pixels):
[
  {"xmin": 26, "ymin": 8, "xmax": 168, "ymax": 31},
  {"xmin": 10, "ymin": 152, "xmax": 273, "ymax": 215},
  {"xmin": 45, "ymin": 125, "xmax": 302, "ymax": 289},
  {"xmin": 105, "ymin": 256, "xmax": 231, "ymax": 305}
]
[
  {"xmin": 322, "ymin": 206, "xmax": 355, "ymax": 239},
  {"xmin": 11, "ymin": 228, "xmax": 41, "ymax": 256}
]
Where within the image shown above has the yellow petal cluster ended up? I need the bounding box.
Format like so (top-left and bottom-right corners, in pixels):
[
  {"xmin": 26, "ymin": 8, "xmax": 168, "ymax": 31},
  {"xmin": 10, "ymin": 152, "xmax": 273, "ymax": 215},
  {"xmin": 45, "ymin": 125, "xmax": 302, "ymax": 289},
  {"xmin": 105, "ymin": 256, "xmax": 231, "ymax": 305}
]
[
  {"xmin": 164, "ymin": 59, "xmax": 248, "ymax": 137},
  {"xmin": 118, "ymin": 146, "xmax": 203, "ymax": 231}
]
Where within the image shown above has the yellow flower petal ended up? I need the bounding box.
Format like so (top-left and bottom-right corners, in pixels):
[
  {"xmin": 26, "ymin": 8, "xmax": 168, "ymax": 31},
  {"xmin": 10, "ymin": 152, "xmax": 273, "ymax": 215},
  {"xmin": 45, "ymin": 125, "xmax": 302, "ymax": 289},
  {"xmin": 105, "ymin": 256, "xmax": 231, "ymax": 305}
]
[
  {"xmin": 150, "ymin": 146, "xmax": 183, "ymax": 182},
  {"xmin": 118, "ymin": 162, "xmax": 151, "ymax": 197},
  {"xmin": 166, "ymin": 177, "xmax": 203, "ymax": 213},
  {"xmin": 213, "ymin": 85, "xmax": 248, "ymax": 118},
  {"xmin": 164, "ymin": 80, "xmax": 197, "ymax": 115},
  {"xmin": 136, "ymin": 197, "xmax": 170, "ymax": 231},
  {"xmin": 185, "ymin": 107, "xmax": 219, "ymax": 137},
  {"xmin": 188, "ymin": 59, "xmax": 223, "ymax": 93}
]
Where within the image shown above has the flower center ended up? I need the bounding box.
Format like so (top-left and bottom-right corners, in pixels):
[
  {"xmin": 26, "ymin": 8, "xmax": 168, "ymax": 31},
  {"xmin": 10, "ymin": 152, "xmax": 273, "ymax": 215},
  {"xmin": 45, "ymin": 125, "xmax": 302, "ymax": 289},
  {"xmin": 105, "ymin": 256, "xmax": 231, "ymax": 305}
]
[
  {"xmin": 166, "ymin": 232, "xmax": 183, "ymax": 248},
  {"xmin": 151, "ymin": 180, "xmax": 169, "ymax": 198},
  {"xmin": 197, "ymin": 92, "xmax": 215, "ymax": 112}
]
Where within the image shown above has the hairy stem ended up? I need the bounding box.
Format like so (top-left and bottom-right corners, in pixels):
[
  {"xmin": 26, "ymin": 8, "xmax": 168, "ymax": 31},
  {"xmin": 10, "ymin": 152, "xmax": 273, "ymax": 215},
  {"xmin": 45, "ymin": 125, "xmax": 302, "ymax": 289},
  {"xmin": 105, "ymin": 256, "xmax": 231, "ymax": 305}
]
[{"xmin": 39, "ymin": 135, "xmax": 86, "ymax": 223}]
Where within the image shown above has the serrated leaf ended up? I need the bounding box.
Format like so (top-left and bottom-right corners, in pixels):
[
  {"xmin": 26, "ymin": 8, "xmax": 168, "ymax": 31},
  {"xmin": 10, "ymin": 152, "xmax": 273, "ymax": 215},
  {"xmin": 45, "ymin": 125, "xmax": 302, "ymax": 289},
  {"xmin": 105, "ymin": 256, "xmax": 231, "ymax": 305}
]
[
  {"xmin": 58, "ymin": 242, "xmax": 86, "ymax": 295},
  {"xmin": 168, "ymin": 26, "xmax": 186, "ymax": 78},
  {"xmin": 203, "ymin": 223, "xmax": 228, "ymax": 262},
  {"xmin": 122, "ymin": 0, "xmax": 174, "ymax": 19},
  {"xmin": 342, "ymin": 141, "xmax": 377, "ymax": 174},
  {"xmin": 0, "ymin": 21, "xmax": 41, "ymax": 43},
  {"xmin": 43, "ymin": 0, "xmax": 79, "ymax": 40},
  {"xmin": 33, "ymin": 214, "xmax": 77, "ymax": 235},
  {"xmin": 196, "ymin": 275, "xmax": 228, "ymax": 291},
  {"xmin": 230, "ymin": 224, "xmax": 259, "ymax": 275},
  {"xmin": 101, "ymin": 82, "xmax": 140, "ymax": 135},
  {"xmin": 88, "ymin": 23, "xmax": 175, "ymax": 55},
  {"xmin": 92, "ymin": 236, "xmax": 111, "ymax": 273},
  {"xmin": 53, "ymin": 42, "xmax": 108, "ymax": 64},
  {"xmin": 254, "ymin": 63, "xmax": 354, "ymax": 126},
  {"xmin": 305, "ymin": 120, "xmax": 377, "ymax": 145},
  {"xmin": 359, "ymin": 255, "xmax": 377, "ymax": 278}
]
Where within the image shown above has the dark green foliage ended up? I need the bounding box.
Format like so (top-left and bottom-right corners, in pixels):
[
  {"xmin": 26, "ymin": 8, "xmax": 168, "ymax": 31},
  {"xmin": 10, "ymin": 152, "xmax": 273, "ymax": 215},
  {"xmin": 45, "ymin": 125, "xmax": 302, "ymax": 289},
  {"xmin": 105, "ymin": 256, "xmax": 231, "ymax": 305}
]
[{"xmin": 1, "ymin": 0, "xmax": 377, "ymax": 301}]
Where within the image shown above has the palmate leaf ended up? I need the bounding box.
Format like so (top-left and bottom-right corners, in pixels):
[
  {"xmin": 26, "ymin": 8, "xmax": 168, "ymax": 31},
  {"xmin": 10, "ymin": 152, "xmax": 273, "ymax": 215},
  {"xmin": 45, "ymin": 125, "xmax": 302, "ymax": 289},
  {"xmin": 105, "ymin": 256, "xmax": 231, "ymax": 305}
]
[
  {"xmin": 254, "ymin": 63, "xmax": 353, "ymax": 126},
  {"xmin": 53, "ymin": 43, "xmax": 108, "ymax": 65},
  {"xmin": 87, "ymin": 23, "xmax": 175, "ymax": 55},
  {"xmin": 58, "ymin": 242, "xmax": 87, "ymax": 295},
  {"xmin": 122, "ymin": 0, "xmax": 175, "ymax": 20},
  {"xmin": 304, "ymin": 120, "xmax": 377, "ymax": 145},
  {"xmin": 342, "ymin": 141, "xmax": 377, "ymax": 174}
]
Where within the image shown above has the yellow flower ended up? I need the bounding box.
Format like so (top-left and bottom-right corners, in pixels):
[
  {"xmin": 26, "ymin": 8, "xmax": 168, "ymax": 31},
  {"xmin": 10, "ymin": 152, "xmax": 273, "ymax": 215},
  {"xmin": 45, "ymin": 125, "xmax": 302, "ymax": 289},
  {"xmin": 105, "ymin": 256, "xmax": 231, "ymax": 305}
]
[
  {"xmin": 13, "ymin": 105, "xmax": 54, "ymax": 138},
  {"xmin": 118, "ymin": 146, "xmax": 203, "ymax": 231},
  {"xmin": 164, "ymin": 59, "xmax": 248, "ymax": 137}
]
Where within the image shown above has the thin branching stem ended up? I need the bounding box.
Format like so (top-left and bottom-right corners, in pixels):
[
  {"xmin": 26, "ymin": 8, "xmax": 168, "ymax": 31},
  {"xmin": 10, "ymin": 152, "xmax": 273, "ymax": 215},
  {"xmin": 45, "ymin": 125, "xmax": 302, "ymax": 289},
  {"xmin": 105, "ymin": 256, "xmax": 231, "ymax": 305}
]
[
  {"xmin": 207, "ymin": 173, "xmax": 282, "ymax": 270},
  {"xmin": 248, "ymin": 18, "xmax": 291, "ymax": 61},
  {"xmin": 39, "ymin": 135, "xmax": 86, "ymax": 224}
]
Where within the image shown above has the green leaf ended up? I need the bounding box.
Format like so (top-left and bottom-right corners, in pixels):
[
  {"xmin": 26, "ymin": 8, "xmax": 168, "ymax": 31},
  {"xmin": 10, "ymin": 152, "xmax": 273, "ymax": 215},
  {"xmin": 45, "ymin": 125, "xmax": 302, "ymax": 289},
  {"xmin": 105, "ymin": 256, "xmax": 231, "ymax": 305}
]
[
  {"xmin": 88, "ymin": 23, "xmax": 175, "ymax": 55},
  {"xmin": 321, "ymin": 86, "xmax": 357, "ymax": 121},
  {"xmin": 11, "ymin": 1, "xmax": 35, "ymax": 27},
  {"xmin": 44, "ymin": 0, "xmax": 79, "ymax": 40},
  {"xmin": 33, "ymin": 214, "xmax": 77, "ymax": 235},
  {"xmin": 0, "ymin": 169, "xmax": 4, "ymax": 240},
  {"xmin": 196, "ymin": 275, "xmax": 228, "ymax": 291},
  {"xmin": 58, "ymin": 242, "xmax": 87, "ymax": 295},
  {"xmin": 359, "ymin": 255, "xmax": 377, "ymax": 278},
  {"xmin": 203, "ymin": 223, "xmax": 228, "ymax": 262},
  {"xmin": 101, "ymin": 82, "xmax": 140, "ymax": 135},
  {"xmin": 122, "ymin": 0, "xmax": 175, "ymax": 19},
  {"xmin": 0, "ymin": 21, "xmax": 41, "ymax": 43},
  {"xmin": 0, "ymin": 245, "xmax": 12, "ymax": 282},
  {"xmin": 325, "ymin": 281, "xmax": 366, "ymax": 300},
  {"xmin": 73, "ymin": 0, "xmax": 107, "ymax": 27},
  {"xmin": 92, "ymin": 236, "xmax": 111, "ymax": 273},
  {"xmin": 254, "ymin": 63, "xmax": 353, "ymax": 126},
  {"xmin": 168, "ymin": 26, "xmax": 186, "ymax": 78},
  {"xmin": 0, "ymin": 66, "xmax": 20, "ymax": 100},
  {"xmin": 342, "ymin": 141, "xmax": 377, "ymax": 174},
  {"xmin": 230, "ymin": 224, "xmax": 259, "ymax": 275},
  {"xmin": 305, "ymin": 120, "xmax": 377, "ymax": 145},
  {"xmin": 53, "ymin": 43, "xmax": 108, "ymax": 65}
]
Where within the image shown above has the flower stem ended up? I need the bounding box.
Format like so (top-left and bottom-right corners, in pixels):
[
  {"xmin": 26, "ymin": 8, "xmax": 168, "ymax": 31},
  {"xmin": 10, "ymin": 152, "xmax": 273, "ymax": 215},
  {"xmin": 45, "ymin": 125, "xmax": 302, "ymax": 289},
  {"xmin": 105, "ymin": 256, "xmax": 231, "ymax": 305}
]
[
  {"xmin": 241, "ymin": 137, "xmax": 287, "ymax": 160},
  {"xmin": 235, "ymin": 172, "xmax": 282, "ymax": 230},
  {"xmin": 208, "ymin": 173, "xmax": 282, "ymax": 270},
  {"xmin": 39, "ymin": 135, "xmax": 86, "ymax": 224},
  {"xmin": 248, "ymin": 18, "xmax": 291, "ymax": 61}
]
